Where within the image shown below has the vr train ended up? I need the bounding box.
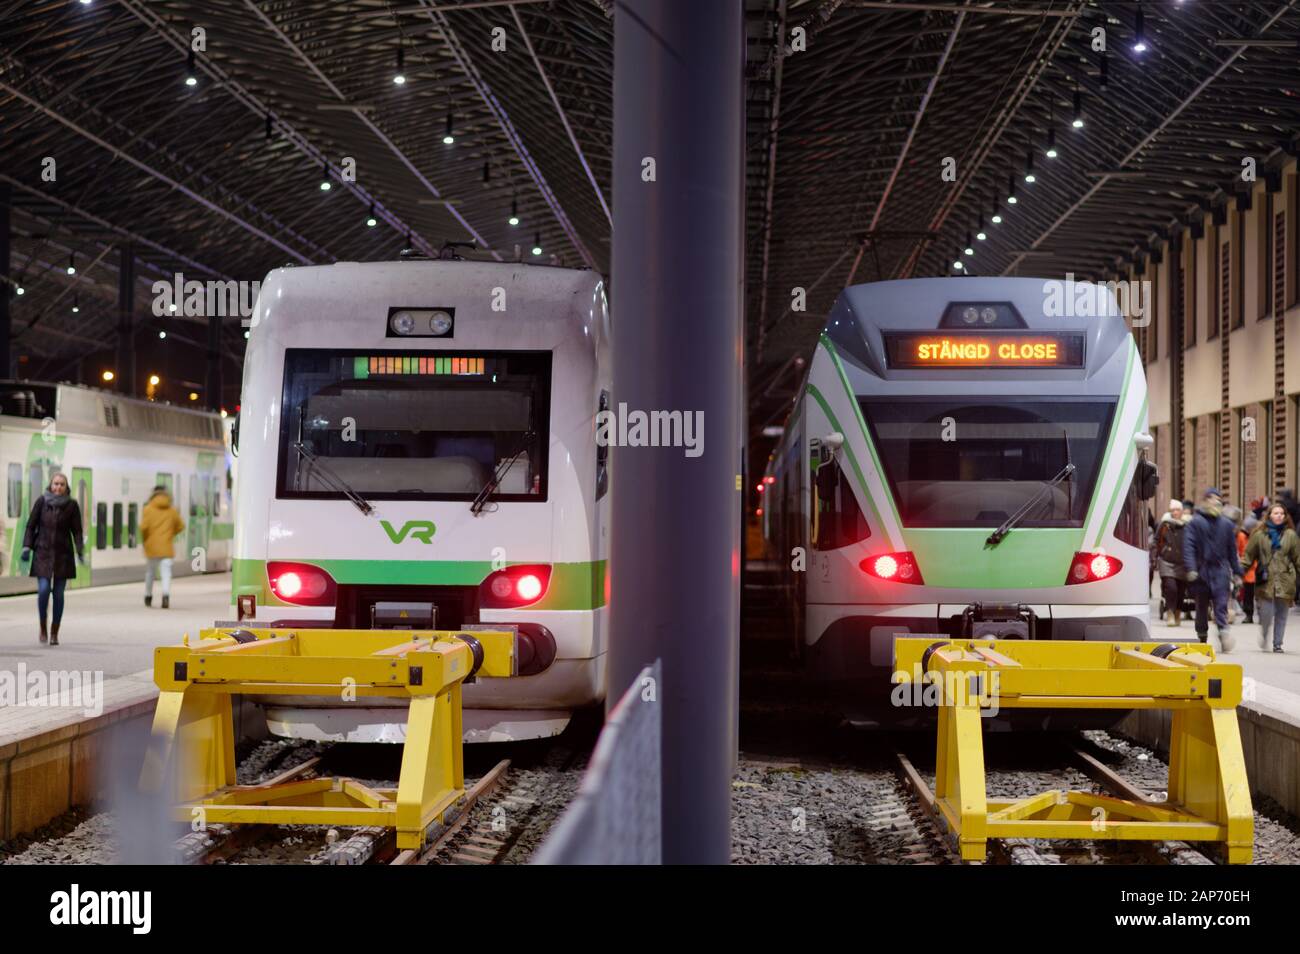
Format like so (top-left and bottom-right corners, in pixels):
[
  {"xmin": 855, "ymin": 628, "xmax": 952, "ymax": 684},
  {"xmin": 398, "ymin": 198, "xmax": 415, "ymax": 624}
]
[
  {"xmin": 231, "ymin": 257, "xmax": 610, "ymax": 743},
  {"xmin": 762, "ymin": 277, "xmax": 1162, "ymax": 726},
  {"xmin": 0, "ymin": 381, "xmax": 232, "ymax": 595}
]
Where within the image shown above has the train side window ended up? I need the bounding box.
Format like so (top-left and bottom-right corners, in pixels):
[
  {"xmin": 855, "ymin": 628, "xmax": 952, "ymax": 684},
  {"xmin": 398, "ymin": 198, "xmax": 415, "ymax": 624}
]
[
  {"xmin": 596, "ymin": 389, "xmax": 610, "ymax": 500},
  {"xmin": 112, "ymin": 502, "xmax": 123, "ymax": 549},
  {"xmin": 813, "ymin": 458, "xmax": 871, "ymax": 550},
  {"xmin": 128, "ymin": 503, "xmax": 139, "ymax": 548},
  {"xmin": 96, "ymin": 502, "xmax": 107, "ymax": 550},
  {"xmin": 1114, "ymin": 457, "xmax": 1157, "ymax": 549},
  {"xmin": 6, "ymin": 463, "xmax": 20, "ymax": 517}
]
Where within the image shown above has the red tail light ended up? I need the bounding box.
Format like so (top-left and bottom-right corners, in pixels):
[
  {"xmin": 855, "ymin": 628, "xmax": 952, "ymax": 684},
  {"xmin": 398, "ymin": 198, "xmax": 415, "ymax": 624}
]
[
  {"xmin": 480, "ymin": 564, "xmax": 552, "ymax": 609},
  {"xmin": 1065, "ymin": 551, "xmax": 1122, "ymax": 585},
  {"xmin": 859, "ymin": 551, "xmax": 924, "ymax": 585},
  {"xmin": 267, "ymin": 561, "xmax": 337, "ymax": 605}
]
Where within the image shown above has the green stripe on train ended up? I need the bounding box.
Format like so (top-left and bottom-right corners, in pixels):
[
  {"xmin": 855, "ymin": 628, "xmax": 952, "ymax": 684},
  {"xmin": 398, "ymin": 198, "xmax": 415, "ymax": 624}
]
[{"xmin": 232, "ymin": 557, "xmax": 607, "ymax": 611}]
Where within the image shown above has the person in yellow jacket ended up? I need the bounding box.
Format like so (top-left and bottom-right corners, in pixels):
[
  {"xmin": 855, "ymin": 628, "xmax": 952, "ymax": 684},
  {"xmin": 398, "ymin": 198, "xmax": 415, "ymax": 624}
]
[{"xmin": 140, "ymin": 486, "xmax": 185, "ymax": 608}]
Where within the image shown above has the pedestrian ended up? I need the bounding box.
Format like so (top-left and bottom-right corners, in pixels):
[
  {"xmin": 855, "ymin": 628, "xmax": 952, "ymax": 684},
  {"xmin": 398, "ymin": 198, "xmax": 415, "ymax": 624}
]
[
  {"xmin": 18, "ymin": 472, "xmax": 86, "ymax": 646},
  {"xmin": 1243, "ymin": 503, "xmax": 1300, "ymax": 653},
  {"xmin": 1278, "ymin": 489, "xmax": 1300, "ymax": 532},
  {"xmin": 1183, "ymin": 487, "xmax": 1240, "ymax": 651},
  {"xmin": 1155, "ymin": 498, "xmax": 1191, "ymax": 626},
  {"xmin": 1223, "ymin": 504, "xmax": 1243, "ymax": 623},
  {"xmin": 141, "ymin": 485, "xmax": 185, "ymax": 609},
  {"xmin": 1240, "ymin": 513, "xmax": 1259, "ymax": 624}
]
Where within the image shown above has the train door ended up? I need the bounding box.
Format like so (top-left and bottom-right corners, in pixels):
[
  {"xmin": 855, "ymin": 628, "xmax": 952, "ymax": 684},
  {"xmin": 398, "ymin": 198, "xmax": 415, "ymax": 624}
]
[
  {"xmin": 188, "ymin": 472, "xmax": 211, "ymax": 569},
  {"xmin": 70, "ymin": 466, "xmax": 92, "ymax": 588}
]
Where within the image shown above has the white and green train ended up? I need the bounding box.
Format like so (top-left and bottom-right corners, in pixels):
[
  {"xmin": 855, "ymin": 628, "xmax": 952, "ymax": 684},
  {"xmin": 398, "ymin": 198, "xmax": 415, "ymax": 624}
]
[
  {"xmin": 231, "ymin": 257, "xmax": 610, "ymax": 743},
  {"xmin": 763, "ymin": 277, "xmax": 1162, "ymax": 725},
  {"xmin": 0, "ymin": 381, "xmax": 233, "ymax": 594}
]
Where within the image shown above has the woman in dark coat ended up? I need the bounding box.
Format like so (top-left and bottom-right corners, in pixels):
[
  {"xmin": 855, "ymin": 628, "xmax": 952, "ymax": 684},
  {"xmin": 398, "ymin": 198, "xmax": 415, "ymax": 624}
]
[{"xmin": 20, "ymin": 471, "xmax": 85, "ymax": 645}]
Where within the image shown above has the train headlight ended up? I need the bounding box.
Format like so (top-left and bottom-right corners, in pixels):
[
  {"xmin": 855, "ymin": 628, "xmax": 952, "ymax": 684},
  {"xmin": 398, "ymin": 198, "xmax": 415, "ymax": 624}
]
[
  {"xmin": 386, "ymin": 307, "xmax": 455, "ymax": 338},
  {"xmin": 389, "ymin": 310, "xmax": 417, "ymax": 335},
  {"xmin": 429, "ymin": 310, "xmax": 453, "ymax": 335},
  {"xmin": 980, "ymin": 307, "xmax": 998, "ymax": 324},
  {"xmin": 961, "ymin": 306, "xmax": 979, "ymax": 324}
]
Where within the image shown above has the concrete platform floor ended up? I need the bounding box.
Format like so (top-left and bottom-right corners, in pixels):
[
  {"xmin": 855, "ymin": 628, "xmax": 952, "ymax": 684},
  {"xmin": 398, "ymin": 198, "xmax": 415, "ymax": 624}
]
[
  {"xmin": 1148, "ymin": 589, "xmax": 1300, "ymax": 723},
  {"xmin": 0, "ymin": 573, "xmax": 232, "ymax": 679}
]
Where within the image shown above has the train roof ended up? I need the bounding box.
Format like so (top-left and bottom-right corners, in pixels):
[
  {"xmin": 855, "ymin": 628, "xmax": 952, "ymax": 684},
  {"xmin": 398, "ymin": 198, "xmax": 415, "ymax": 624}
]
[
  {"xmin": 258, "ymin": 259, "xmax": 602, "ymax": 303},
  {"xmin": 822, "ymin": 276, "xmax": 1136, "ymax": 388},
  {"xmin": 248, "ymin": 259, "xmax": 609, "ymax": 349},
  {"xmin": 0, "ymin": 380, "xmax": 224, "ymax": 447}
]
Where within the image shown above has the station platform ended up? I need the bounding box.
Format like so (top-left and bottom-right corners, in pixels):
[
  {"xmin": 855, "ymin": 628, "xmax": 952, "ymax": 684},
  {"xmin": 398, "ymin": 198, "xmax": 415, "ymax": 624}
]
[
  {"xmin": 1147, "ymin": 595, "xmax": 1300, "ymax": 722},
  {"xmin": 1138, "ymin": 593, "xmax": 1300, "ymax": 817},
  {"xmin": 0, "ymin": 572, "xmax": 231, "ymax": 681},
  {"xmin": 0, "ymin": 574, "xmax": 233, "ymax": 840}
]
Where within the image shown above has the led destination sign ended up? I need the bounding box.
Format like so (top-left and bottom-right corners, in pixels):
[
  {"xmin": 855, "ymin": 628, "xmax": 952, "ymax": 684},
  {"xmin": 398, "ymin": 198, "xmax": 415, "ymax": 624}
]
[{"xmin": 884, "ymin": 332, "xmax": 1085, "ymax": 369}]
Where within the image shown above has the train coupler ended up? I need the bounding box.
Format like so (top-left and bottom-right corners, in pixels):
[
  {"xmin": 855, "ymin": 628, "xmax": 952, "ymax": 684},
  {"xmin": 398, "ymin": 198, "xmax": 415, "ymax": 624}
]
[
  {"xmin": 893, "ymin": 638, "xmax": 1253, "ymax": 863},
  {"xmin": 139, "ymin": 627, "xmax": 516, "ymax": 850}
]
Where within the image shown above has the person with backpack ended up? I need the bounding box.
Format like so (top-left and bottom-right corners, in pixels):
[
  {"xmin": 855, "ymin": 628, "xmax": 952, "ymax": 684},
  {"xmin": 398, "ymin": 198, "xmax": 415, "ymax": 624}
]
[
  {"xmin": 1183, "ymin": 488, "xmax": 1241, "ymax": 651},
  {"xmin": 1244, "ymin": 503, "xmax": 1300, "ymax": 653},
  {"xmin": 1238, "ymin": 513, "xmax": 1258, "ymax": 625},
  {"xmin": 1155, "ymin": 498, "xmax": 1191, "ymax": 626}
]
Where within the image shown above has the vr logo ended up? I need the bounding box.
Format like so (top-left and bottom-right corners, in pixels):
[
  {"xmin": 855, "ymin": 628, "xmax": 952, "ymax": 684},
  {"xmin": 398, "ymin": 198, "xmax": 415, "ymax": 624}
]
[{"xmin": 380, "ymin": 519, "xmax": 437, "ymax": 544}]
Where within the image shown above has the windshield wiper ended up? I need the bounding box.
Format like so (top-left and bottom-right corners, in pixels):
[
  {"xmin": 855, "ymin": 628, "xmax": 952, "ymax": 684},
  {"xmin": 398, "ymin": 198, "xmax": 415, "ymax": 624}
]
[
  {"xmin": 984, "ymin": 462, "xmax": 1075, "ymax": 549},
  {"xmin": 293, "ymin": 440, "xmax": 374, "ymax": 515},
  {"xmin": 471, "ymin": 432, "xmax": 534, "ymax": 515}
]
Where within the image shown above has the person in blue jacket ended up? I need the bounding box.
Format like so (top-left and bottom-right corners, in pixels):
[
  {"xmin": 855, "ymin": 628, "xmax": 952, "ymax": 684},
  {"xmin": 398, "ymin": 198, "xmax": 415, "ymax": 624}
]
[{"xmin": 1183, "ymin": 487, "xmax": 1242, "ymax": 651}]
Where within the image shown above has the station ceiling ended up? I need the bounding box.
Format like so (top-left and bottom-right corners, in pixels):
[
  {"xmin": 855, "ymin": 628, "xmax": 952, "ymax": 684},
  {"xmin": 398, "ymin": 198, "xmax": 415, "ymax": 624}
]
[{"xmin": 3, "ymin": 1, "xmax": 1300, "ymax": 427}]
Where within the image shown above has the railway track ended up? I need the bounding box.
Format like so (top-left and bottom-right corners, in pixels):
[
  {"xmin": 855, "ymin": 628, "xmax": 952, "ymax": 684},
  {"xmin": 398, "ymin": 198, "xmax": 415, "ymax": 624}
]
[
  {"xmin": 173, "ymin": 716, "xmax": 594, "ymax": 866},
  {"xmin": 177, "ymin": 758, "xmax": 525, "ymax": 866},
  {"xmin": 891, "ymin": 743, "xmax": 1215, "ymax": 865}
]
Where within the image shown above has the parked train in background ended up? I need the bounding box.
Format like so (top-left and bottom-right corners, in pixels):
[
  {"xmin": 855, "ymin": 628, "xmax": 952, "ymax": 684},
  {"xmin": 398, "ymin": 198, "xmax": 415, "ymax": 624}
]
[
  {"xmin": 0, "ymin": 381, "xmax": 233, "ymax": 595},
  {"xmin": 763, "ymin": 277, "xmax": 1165, "ymax": 727}
]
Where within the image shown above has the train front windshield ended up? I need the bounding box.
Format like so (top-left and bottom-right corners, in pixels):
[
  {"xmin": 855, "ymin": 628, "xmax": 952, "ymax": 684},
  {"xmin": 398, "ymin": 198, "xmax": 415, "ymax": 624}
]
[
  {"xmin": 277, "ymin": 349, "xmax": 550, "ymax": 501},
  {"xmin": 860, "ymin": 399, "xmax": 1115, "ymax": 528}
]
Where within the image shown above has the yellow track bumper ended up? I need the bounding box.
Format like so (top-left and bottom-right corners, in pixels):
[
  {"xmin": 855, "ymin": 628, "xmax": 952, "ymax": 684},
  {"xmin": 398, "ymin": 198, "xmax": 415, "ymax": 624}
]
[
  {"xmin": 893, "ymin": 638, "xmax": 1253, "ymax": 864},
  {"xmin": 139, "ymin": 627, "xmax": 516, "ymax": 850}
]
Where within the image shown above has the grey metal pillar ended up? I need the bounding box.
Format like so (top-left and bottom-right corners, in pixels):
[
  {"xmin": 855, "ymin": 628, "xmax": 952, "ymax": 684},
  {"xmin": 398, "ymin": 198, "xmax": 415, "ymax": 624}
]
[
  {"xmin": 0, "ymin": 184, "xmax": 10, "ymax": 380},
  {"xmin": 207, "ymin": 315, "xmax": 222, "ymax": 411},
  {"xmin": 610, "ymin": 0, "xmax": 744, "ymax": 864},
  {"xmin": 116, "ymin": 243, "xmax": 135, "ymax": 395}
]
